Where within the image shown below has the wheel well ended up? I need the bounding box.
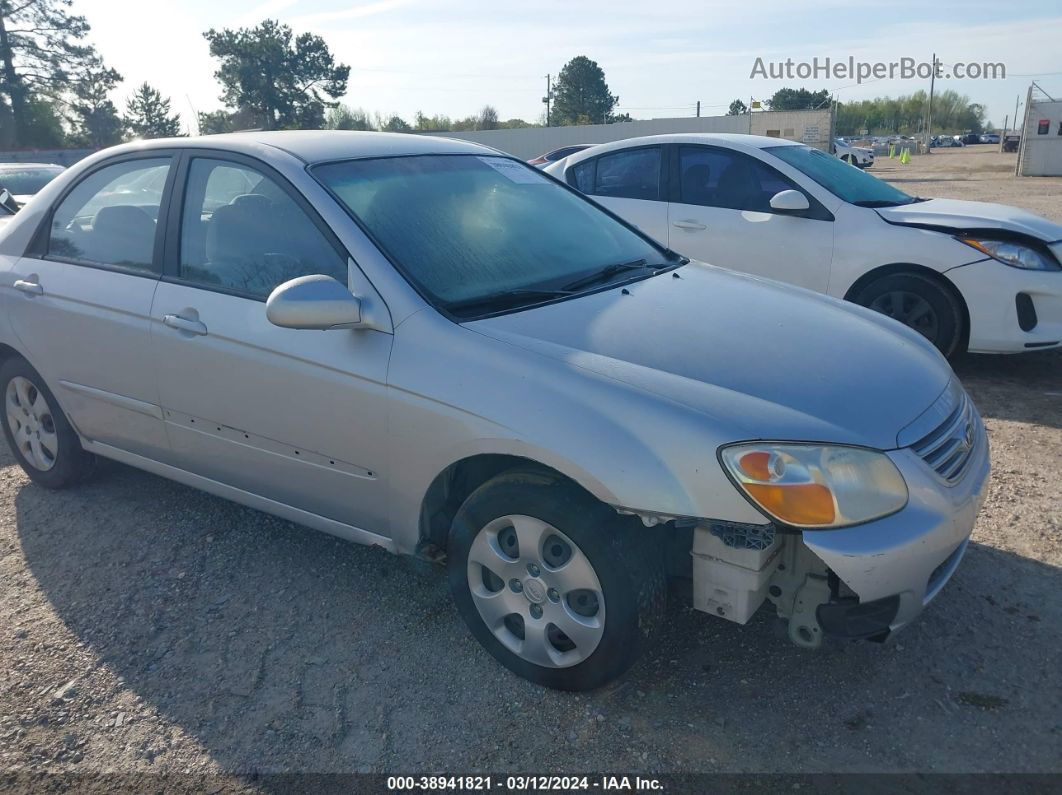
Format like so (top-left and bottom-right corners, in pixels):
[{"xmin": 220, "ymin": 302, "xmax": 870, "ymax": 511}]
[
  {"xmin": 0, "ymin": 344, "xmax": 24, "ymax": 369},
  {"xmin": 843, "ymin": 263, "xmax": 970, "ymax": 349},
  {"xmin": 417, "ymin": 454, "xmax": 584, "ymax": 560}
]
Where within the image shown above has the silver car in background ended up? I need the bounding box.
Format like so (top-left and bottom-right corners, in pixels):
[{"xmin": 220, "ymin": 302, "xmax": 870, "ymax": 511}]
[{"xmin": 0, "ymin": 132, "xmax": 989, "ymax": 690}]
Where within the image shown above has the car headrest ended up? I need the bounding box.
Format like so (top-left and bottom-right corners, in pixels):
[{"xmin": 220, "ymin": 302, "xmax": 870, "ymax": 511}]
[{"xmin": 92, "ymin": 205, "xmax": 155, "ymax": 236}]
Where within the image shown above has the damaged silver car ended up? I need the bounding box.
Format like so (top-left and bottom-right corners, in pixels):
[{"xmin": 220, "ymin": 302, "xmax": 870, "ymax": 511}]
[{"xmin": 0, "ymin": 132, "xmax": 989, "ymax": 690}]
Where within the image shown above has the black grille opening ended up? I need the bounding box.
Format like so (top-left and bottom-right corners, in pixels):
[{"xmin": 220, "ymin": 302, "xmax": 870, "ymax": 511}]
[{"xmin": 1016, "ymin": 293, "xmax": 1038, "ymax": 332}]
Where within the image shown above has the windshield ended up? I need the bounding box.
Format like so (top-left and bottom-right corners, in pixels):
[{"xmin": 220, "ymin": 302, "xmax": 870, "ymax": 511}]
[
  {"xmin": 312, "ymin": 154, "xmax": 670, "ymax": 317},
  {"xmin": 0, "ymin": 166, "xmax": 64, "ymax": 195},
  {"xmin": 766, "ymin": 145, "xmax": 916, "ymax": 207}
]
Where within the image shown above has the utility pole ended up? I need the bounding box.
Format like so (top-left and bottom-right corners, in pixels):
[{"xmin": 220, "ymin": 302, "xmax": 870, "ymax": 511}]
[
  {"xmin": 542, "ymin": 74, "xmax": 552, "ymax": 127},
  {"xmin": 925, "ymin": 52, "xmax": 936, "ymax": 153},
  {"xmin": 1016, "ymin": 86, "xmax": 1032, "ymax": 176},
  {"xmin": 696, "ymin": 101, "xmax": 700, "ymax": 118}
]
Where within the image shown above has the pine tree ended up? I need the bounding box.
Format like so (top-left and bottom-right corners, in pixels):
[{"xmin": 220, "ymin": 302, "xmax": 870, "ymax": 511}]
[{"xmin": 126, "ymin": 82, "xmax": 182, "ymax": 138}]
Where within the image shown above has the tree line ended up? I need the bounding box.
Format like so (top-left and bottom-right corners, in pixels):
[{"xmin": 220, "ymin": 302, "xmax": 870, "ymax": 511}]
[
  {"xmin": 723, "ymin": 86, "xmax": 990, "ymax": 135},
  {"xmin": 1, "ymin": 1, "xmax": 631, "ymax": 149},
  {"xmin": 15, "ymin": 3, "xmax": 988, "ymax": 149},
  {"xmin": 0, "ymin": 0, "xmax": 180, "ymax": 147},
  {"xmin": 834, "ymin": 90, "xmax": 989, "ymax": 136}
]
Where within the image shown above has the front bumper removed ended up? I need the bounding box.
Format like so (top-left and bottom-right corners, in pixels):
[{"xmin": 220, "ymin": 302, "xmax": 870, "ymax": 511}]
[{"xmin": 690, "ymin": 437, "xmax": 990, "ymax": 647}]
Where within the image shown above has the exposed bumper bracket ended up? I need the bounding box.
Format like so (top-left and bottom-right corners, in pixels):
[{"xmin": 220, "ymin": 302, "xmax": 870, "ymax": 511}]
[{"xmin": 816, "ymin": 594, "xmax": 900, "ymax": 640}]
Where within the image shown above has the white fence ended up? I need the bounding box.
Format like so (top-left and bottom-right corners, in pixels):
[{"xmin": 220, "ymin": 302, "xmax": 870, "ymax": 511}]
[
  {"xmin": 0, "ymin": 148, "xmax": 95, "ymax": 166},
  {"xmin": 434, "ymin": 109, "xmax": 834, "ymax": 159}
]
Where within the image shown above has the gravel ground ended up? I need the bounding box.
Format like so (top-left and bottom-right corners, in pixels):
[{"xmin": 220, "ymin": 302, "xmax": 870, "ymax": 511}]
[{"xmin": 0, "ymin": 145, "xmax": 1060, "ymax": 782}]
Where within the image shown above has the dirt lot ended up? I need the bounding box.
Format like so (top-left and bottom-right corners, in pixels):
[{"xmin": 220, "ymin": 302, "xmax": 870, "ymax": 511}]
[{"xmin": 0, "ymin": 145, "xmax": 1059, "ymax": 783}]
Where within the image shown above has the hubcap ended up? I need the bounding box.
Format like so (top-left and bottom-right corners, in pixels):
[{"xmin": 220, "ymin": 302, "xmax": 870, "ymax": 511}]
[
  {"xmin": 5, "ymin": 376, "xmax": 57, "ymax": 472},
  {"xmin": 869, "ymin": 290, "xmax": 940, "ymax": 342},
  {"xmin": 466, "ymin": 515, "xmax": 605, "ymax": 668}
]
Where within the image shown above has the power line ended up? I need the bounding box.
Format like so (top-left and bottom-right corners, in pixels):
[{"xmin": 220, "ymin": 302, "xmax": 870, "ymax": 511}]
[{"xmin": 615, "ymin": 104, "xmax": 698, "ymax": 110}]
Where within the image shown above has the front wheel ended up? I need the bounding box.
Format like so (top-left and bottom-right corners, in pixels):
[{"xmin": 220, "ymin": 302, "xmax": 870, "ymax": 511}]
[
  {"xmin": 854, "ymin": 272, "xmax": 965, "ymax": 358},
  {"xmin": 447, "ymin": 468, "xmax": 666, "ymax": 690}
]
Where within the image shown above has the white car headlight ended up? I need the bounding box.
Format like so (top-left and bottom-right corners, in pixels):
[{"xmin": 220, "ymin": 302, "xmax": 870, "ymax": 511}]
[
  {"xmin": 958, "ymin": 237, "xmax": 1061, "ymax": 271},
  {"xmin": 719, "ymin": 443, "xmax": 909, "ymax": 529}
]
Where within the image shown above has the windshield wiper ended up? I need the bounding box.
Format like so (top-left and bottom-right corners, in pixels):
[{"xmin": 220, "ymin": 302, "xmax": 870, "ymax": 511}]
[
  {"xmin": 445, "ymin": 287, "xmax": 574, "ymax": 315},
  {"xmin": 560, "ymin": 258, "xmax": 654, "ymax": 292},
  {"xmin": 851, "ymin": 199, "xmax": 907, "ymax": 208}
]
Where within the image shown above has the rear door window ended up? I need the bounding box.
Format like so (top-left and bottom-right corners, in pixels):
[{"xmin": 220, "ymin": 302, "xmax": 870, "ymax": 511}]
[{"xmin": 590, "ymin": 147, "xmax": 662, "ymax": 201}]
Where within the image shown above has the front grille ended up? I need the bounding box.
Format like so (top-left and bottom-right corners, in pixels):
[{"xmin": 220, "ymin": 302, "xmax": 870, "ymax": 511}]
[{"xmin": 911, "ymin": 392, "xmax": 981, "ymax": 484}]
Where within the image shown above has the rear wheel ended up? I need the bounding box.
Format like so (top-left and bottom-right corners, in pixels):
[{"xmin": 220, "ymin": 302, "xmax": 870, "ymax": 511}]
[
  {"xmin": 0, "ymin": 358, "xmax": 95, "ymax": 488},
  {"xmin": 447, "ymin": 468, "xmax": 666, "ymax": 690},
  {"xmin": 854, "ymin": 272, "xmax": 965, "ymax": 357}
]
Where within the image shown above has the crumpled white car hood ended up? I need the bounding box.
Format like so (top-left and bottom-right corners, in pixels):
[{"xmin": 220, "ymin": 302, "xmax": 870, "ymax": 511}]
[{"xmin": 877, "ymin": 198, "xmax": 1062, "ymax": 242}]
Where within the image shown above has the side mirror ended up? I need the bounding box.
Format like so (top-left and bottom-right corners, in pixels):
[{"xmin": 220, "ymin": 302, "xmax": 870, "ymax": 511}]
[
  {"xmin": 0, "ymin": 189, "xmax": 17, "ymax": 214},
  {"xmin": 769, "ymin": 189, "xmax": 810, "ymax": 213},
  {"xmin": 266, "ymin": 274, "xmax": 362, "ymax": 330}
]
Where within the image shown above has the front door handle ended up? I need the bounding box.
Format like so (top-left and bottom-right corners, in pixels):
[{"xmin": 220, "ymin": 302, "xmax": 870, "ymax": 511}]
[
  {"xmin": 13, "ymin": 279, "xmax": 43, "ymax": 296},
  {"xmin": 672, "ymin": 219, "xmax": 707, "ymax": 231},
  {"xmin": 162, "ymin": 313, "xmax": 208, "ymax": 336}
]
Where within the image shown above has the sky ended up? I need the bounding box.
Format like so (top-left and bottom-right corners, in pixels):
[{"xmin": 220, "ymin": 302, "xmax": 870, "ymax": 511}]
[{"xmin": 71, "ymin": 0, "xmax": 1062, "ymax": 133}]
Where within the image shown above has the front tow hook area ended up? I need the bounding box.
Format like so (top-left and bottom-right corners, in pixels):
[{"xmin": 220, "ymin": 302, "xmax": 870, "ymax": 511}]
[{"xmin": 816, "ymin": 595, "xmax": 900, "ymax": 642}]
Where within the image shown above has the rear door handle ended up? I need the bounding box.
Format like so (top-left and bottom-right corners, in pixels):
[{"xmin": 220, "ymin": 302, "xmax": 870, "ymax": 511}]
[
  {"xmin": 162, "ymin": 314, "xmax": 208, "ymax": 336},
  {"xmin": 672, "ymin": 220, "xmax": 707, "ymax": 231},
  {"xmin": 13, "ymin": 279, "xmax": 43, "ymax": 296}
]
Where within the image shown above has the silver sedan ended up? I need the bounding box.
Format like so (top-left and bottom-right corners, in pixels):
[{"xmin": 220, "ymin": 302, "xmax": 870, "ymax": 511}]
[{"xmin": 0, "ymin": 132, "xmax": 989, "ymax": 690}]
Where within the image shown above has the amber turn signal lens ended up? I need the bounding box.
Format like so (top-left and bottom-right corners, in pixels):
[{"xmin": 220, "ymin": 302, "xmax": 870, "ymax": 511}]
[
  {"xmin": 744, "ymin": 482, "xmax": 836, "ymax": 525},
  {"xmin": 738, "ymin": 451, "xmax": 772, "ymax": 481}
]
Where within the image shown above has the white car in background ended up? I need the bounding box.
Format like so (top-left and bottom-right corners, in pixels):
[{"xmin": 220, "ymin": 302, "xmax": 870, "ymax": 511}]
[
  {"xmin": 832, "ymin": 138, "xmax": 874, "ymax": 168},
  {"xmin": 546, "ymin": 134, "xmax": 1062, "ymax": 356},
  {"xmin": 527, "ymin": 144, "xmax": 593, "ymax": 168},
  {"xmin": 0, "ymin": 162, "xmax": 65, "ymax": 207},
  {"xmin": 0, "ymin": 189, "xmax": 16, "ymax": 232}
]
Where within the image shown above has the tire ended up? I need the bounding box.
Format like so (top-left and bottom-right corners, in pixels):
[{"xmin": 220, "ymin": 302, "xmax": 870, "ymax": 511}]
[
  {"xmin": 843, "ymin": 154, "xmax": 855, "ymax": 166},
  {"xmin": 0, "ymin": 357, "xmax": 95, "ymax": 488},
  {"xmin": 447, "ymin": 468, "xmax": 666, "ymax": 691},
  {"xmin": 854, "ymin": 272, "xmax": 965, "ymax": 358}
]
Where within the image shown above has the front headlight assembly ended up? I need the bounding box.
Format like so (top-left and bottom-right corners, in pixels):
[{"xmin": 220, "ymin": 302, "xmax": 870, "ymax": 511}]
[
  {"xmin": 719, "ymin": 443, "xmax": 909, "ymax": 529},
  {"xmin": 958, "ymin": 237, "xmax": 1061, "ymax": 271}
]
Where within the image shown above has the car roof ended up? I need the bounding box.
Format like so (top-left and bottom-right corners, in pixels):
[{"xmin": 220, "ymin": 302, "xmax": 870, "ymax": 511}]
[
  {"xmin": 0, "ymin": 162, "xmax": 65, "ymax": 170},
  {"xmin": 555, "ymin": 133, "xmax": 804, "ymax": 166},
  {"xmin": 91, "ymin": 130, "xmax": 501, "ymax": 165}
]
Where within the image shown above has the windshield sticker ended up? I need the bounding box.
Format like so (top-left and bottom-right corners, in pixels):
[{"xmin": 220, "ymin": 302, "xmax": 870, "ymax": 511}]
[{"xmin": 477, "ymin": 156, "xmax": 550, "ymax": 184}]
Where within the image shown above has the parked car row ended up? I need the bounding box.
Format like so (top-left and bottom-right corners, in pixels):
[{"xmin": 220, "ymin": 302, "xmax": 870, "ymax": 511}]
[
  {"xmin": 930, "ymin": 133, "xmax": 998, "ymax": 147},
  {"xmin": 0, "ymin": 130, "xmax": 1045, "ymax": 691}
]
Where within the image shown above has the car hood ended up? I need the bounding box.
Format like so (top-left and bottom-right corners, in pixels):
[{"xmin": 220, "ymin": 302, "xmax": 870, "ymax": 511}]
[
  {"xmin": 466, "ymin": 263, "xmax": 951, "ymax": 450},
  {"xmin": 877, "ymin": 198, "xmax": 1062, "ymax": 242}
]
